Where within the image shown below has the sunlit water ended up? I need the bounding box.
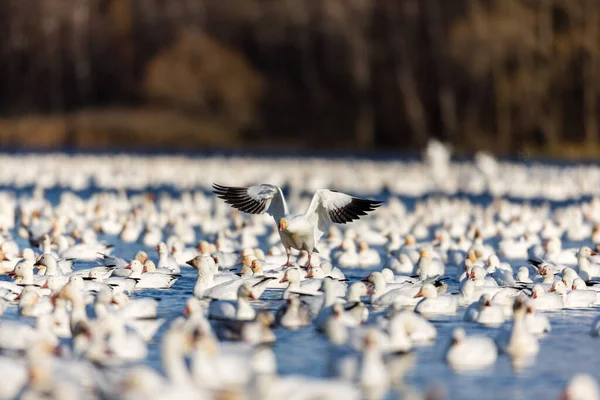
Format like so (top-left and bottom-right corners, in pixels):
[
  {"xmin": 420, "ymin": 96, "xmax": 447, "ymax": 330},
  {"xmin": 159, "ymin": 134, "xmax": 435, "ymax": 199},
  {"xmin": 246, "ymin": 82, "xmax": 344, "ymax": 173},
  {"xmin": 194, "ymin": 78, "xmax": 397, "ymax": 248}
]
[{"xmin": 0, "ymin": 185, "xmax": 598, "ymax": 400}]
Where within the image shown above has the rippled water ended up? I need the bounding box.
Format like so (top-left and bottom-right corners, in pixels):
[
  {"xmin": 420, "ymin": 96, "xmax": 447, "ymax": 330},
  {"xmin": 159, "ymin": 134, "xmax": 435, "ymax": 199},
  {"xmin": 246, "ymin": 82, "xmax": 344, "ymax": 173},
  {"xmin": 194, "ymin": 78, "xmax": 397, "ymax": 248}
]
[{"xmin": 2, "ymin": 185, "xmax": 598, "ymax": 400}]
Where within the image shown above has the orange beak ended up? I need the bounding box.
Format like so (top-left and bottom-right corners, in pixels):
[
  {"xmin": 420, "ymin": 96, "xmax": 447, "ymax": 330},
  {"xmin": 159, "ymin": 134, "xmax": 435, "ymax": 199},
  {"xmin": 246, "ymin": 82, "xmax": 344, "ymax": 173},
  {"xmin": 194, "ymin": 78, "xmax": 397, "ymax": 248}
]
[
  {"xmin": 548, "ymin": 287, "xmax": 555, "ymax": 293},
  {"xmin": 124, "ymin": 264, "xmax": 132, "ymax": 270},
  {"xmin": 532, "ymin": 292, "xmax": 537, "ymax": 299},
  {"xmin": 183, "ymin": 306, "xmax": 191, "ymax": 317},
  {"xmin": 249, "ymin": 291, "xmax": 258, "ymax": 300},
  {"xmin": 279, "ymin": 275, "xmax": 288, "ymax": 283},
  {"xmin": 142, "ymin": 266, "xmax": 147, "ymax": 273},
  {"xmin": 279, "ymin": 224, "xmax": 284, "ymax": 232},
  {"xmin": 41, "ymin": 281, "xmax": 48, "ymax": 288},
  {"xmin": 1, "ymin": 255, "xmax": 9, "ymax": 262},
  {"xmin": 360, "ymin": 276, "xmax": 369, "ymax": 282},
  {"xmin": 468, "ymin": 271, "xmax": 475, "ymax": 279},
  {"xmin": 305, "ymin": 270, "xmax": 313, "ymax": 278},
  {"xmin": 592, "ymin": 251, "xmax": 599, "ymax": 256},
  {"xmin": 414, "ymin": 289, "xmax": 424, "ymax": 298}
]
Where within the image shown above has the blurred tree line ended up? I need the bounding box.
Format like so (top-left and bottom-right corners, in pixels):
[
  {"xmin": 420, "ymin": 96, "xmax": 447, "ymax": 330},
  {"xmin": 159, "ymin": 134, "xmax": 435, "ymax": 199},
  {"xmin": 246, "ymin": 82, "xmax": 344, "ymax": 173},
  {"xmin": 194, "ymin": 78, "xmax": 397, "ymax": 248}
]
[{"xmin": 0, "ymin": 0, "xmax": 598, "ymax": 155}]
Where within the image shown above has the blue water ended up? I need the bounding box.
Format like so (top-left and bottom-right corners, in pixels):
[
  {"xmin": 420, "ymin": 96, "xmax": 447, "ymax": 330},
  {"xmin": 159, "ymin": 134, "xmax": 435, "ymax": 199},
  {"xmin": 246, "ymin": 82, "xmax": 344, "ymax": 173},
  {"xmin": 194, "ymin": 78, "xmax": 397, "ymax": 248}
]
[{"xmin": 1, "ymin": 184, "xmax": 598, "ymax": 399}]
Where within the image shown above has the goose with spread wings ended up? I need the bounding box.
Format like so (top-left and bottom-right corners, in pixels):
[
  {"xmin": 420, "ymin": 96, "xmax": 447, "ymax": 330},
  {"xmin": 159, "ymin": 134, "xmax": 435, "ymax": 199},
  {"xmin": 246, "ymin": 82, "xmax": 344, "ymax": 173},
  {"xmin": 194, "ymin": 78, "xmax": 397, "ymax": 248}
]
[{"xmin": 213, "ymin": 184, "xmax": 382, "ymax": 268}]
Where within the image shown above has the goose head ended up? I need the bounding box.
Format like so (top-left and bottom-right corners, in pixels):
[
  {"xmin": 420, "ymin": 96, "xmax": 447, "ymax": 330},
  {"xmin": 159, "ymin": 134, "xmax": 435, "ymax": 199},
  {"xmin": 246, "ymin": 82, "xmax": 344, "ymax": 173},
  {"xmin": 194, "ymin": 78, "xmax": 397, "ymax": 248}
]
[
  {"xmin": 512, "ymin": 297, "xmax": 528, "ymax": 318},
  {"xmin": 125, "ymin": 259, "xmax": 144, "ymax": 277},
  {"xmin": 362, "ymin": 271, "xmax": 385, "ymax": 291},
  {"xmin": 549, "ymin": 280, "xmax": 567, "ymax": 295},
  {"xmin": 560, "ymin": 374, "xmax": 600, "ymax": 400},
  {"xmin": 183, "ymin": 297, "xmax": 203, "ymax": 317},
  {"xmin": 143, "ymin": 260, "xmax": 156, "ymax": 273},
  {"xmin": 320, "ymin": 262, "xmax": 333, "ymax": 274},
  {"xmin": 530, "ymin": 284, "xmax": 545, "ymax": 300},
  {"xmin": 578, "ymin": 246, "xmax": 598, "ymax": 259},
  {"xmin": 186, "ymin": 255, "xmax": 213, "ymax": 275},
  {"xmin": 468, "ymin": 266, "xmax": 485, "ymax": 281},
  {"xmin": 250, "ymin": 259, "xmax": 263, "ymax": 275},
  {"xmin": 305, "ymin": 266, "xmax": 325, "ymax": 279},
  {"xmin": 380, "ymin": 268, "xmax": 395, "ymax": 283},
  {"xmin": 486, "ymin": 254, "xmax": 500, "ymax": 270},
  {"xmin": 134, "ymin": 251, "xmax": 149, "ymax": 264},
  {"xmin": 280, "ymin": 268, "xmax": 300, "ymax": 284},
  {"xmin": 278, "ymin": 218, "xmax": 288, "ymax": 232},
  {"xmin": 21, "ymin": 248, "xmax": 35, "ymax": 261},
  {"xmin": 348, "ymin": 282, "xmax": 370, "ymax": 301},
  {"xmin": 414, "ymin": 283, "xmax": 437, "ymax": 299},
  {"xmin": 478, "ymin": 293, "xmax": 493, "ymax": 307},
  {"xmin": 572, "ymin": 278, "xmax": 587, "ymax": 290},
  {"xmin": 451, "ymin": 327, "xmax": 466, "ymax": 346},
  {"xmin": 155, "ymin": 242, "xmax": 168, "ymax": 255},
  {"xmin": 238, "ymin": 283, "xmax": 258, "ymax": 301},
  {"xmin": 517, "ymin": 267, "xmax": 530, "ymax": 281}
]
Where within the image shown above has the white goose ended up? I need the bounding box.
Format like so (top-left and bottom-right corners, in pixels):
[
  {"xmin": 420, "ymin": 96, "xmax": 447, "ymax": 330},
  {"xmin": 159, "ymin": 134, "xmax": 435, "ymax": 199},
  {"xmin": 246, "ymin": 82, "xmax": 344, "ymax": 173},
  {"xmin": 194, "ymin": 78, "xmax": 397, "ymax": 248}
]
[
  {"xmin": 125, "ymin": 260, "xmax": 178, "ymax": 289},
  {"xmin": 414, "ymin": 283, "xmax": 457, "ymax": 316},
  {"xmin": 496, "ymin": 298, "xmax": 539, "ymax": 361},
  {"xmin": 213, "ymin": 184, "xmax": 381, "ymax": 268},
  {"xmin": 446, "ymin": 328, "xmax": 497, "ymax": 372},
  {"xmin": 208, "ymin": 283, "xmax": 257, "ymax": 321}
]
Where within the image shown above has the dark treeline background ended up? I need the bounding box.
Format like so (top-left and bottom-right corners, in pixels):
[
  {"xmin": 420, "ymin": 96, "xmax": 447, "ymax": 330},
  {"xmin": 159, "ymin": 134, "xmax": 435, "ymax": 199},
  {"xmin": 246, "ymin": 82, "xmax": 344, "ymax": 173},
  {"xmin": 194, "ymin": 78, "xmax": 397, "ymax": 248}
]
[{"xmin": 0, "ymin": 0, "xmax": 597, "ymax": 156}]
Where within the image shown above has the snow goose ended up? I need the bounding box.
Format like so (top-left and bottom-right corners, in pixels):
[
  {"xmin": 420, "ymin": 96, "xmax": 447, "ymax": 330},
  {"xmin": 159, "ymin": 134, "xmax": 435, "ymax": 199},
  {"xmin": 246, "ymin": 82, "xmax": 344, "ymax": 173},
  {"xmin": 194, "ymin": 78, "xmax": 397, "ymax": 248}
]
[
  {"xmin": 560, "ymin": 374, "xmax": 600, "ymax": 400},
  {"xmin": 187, "ymin": 255, "xmax": 218, "ymax": 297},
  {"xmin": 319, "ymin": 261, "xmax": 345, "ymax": 280},
  {"xmin": 384, "ymin": 309, "xmax": 437, "ymax": 344},
  {"xmin": 414, "ymin": 283, "xmax": 457, "ymax": 317},
  {"xmin": 156, "ymin": 242, "xmax": 180, "ymax": 273},
  {"xmin": 464, "ymin": 294, "xmax": 505, "ymax": 327},
  {"xmin": 0, "ymin": 354, "xmax": 27, "ymax": 398},
  {"xmin": 274, "ymin": 294, "xmax": 312, "ymax": 329},
  {"xmin": 280, "ymin": 268, "xmax": 320, "ymax": 298},
  {"xmin": 18, "ymin": 287, "xmax": 52, "ymax": 317},
  {"xmin": 416, "ymin": 249, "xmax": 444, "ymax": 281},
  {"xmin": 577, "ymin": 246, "xmax": 600, "ymax": 281},
  {"xmin": 111, "ymin": 293, "xmax": 158, "ymax": 320},
  {"xmin": 524, "ymin": 303, "xmax": 551, "ymax": 336},
  {"xmin": 208, "ymin": 283, "xmax": 257, "ymax": 321},
  {"xmin": 304, "ymin": 266, "xmax": 347, "ymax": 297},
  {"xmin": 357, "ymin": 241, "xmax": 380, "ymax": 267},
  {"xmin": 337, "ymin": 328, "xmax": 390, "ymax": 400},
  {"xmin": 213, "ymin": 184, "xmax": 381, "ymax": 268},
  {"xmin": 530, "ymin": 284, "xmax": 564, "ymax": 311},
  {"xmin": 124, "ymin": 259, "xmax": 178, "ymax": 289},
  {"xmin": 486, "ymin": 254, "xmax": 515, "ymax": 286},
  {"xmin": 362, "ymin": 271, "xmax": 410, "ymax": 303},
  {"xmin": 496, "ymin": 298, "xmax": 539, "ymax": 362},
  {"xmin": 386, "ymin": 252, "xmax": 415, "ymax": 275},
  {"xmin": 446, "ymin": 328, "xmax": 497, "ymax": 372},
  {"xmin": 216, "ymin": 310, "xmax": 276, "ymax": 345},
  {"xmin": 549, "ymin": 280, "xmax": 596, "ymax": 308},
  {"xmin": 516, "ymin": 266, "xmax": 533, "ymax": 283}
]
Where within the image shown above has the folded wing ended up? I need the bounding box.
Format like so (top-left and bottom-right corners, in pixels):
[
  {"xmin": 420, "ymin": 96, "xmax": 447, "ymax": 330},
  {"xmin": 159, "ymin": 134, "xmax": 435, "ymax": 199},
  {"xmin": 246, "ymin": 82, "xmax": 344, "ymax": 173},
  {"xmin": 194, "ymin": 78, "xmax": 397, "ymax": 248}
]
[{"xmin": 212, "ymin": 183, "xmax": 289, "ymax": 222}]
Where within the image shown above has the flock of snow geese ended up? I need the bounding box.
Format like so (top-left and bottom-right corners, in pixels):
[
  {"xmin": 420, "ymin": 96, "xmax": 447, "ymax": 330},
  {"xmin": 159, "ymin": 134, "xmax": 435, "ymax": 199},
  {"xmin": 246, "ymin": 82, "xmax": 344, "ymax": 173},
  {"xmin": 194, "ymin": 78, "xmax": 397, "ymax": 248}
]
[{"xmin": 0, "ymin": 144, "xmax": 599, "ymax": 399}]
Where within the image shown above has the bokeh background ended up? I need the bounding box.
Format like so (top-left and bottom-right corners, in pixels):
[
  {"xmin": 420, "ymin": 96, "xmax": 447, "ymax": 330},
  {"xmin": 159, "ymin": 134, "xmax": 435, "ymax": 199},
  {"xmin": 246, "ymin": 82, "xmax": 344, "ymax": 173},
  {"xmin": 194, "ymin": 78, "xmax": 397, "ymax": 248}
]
[{"xmin": 0, "ymin": 0, "xmax": 598, "ymax": 157}]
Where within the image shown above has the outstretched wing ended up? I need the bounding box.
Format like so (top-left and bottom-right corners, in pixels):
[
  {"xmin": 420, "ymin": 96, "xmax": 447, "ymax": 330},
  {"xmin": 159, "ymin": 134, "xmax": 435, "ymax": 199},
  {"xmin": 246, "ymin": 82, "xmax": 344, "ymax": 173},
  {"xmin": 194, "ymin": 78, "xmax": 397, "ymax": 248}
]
[
  {"xmin": 212, "ymin": 183, "xmax": 289, "ymax": 222},
  {"xmin": 305, "ymin": 189, "xmax": 382, "ymax": 243}
]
